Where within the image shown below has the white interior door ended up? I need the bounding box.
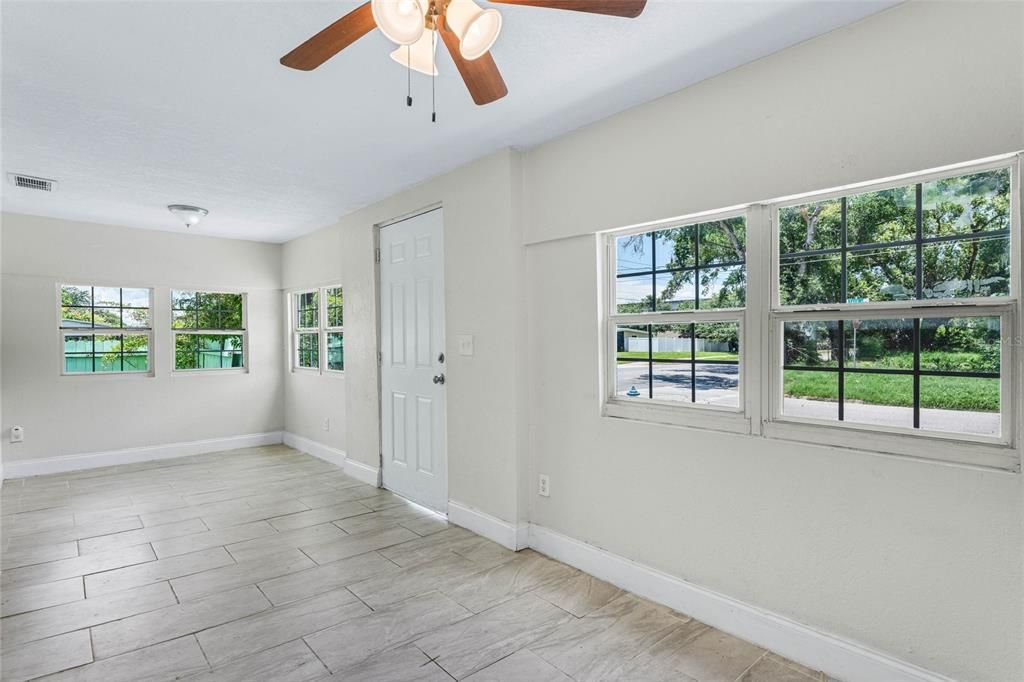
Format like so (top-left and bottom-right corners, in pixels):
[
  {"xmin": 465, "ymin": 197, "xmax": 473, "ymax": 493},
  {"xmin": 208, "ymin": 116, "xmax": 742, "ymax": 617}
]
[{"xmin": 380, "ymin": 208, "xmax": 447, "ymax": 513}]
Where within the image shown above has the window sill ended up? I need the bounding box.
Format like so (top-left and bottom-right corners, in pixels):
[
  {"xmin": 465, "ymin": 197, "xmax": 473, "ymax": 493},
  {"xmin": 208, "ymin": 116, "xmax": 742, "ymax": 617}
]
[
  {"xmin": 171, "ymin": 367, "xmax": 249, "ymax": 376},
  {"xmin": 764, "ymin": 418, "xmax": 1019, "ymax": 472},
  {"xmin": 604, "ymin": 400, "xmax": 751, "ymax": 435},
  {"xmin": 61, "ymin": 371, "xmax": 154, "ymax": 379}
]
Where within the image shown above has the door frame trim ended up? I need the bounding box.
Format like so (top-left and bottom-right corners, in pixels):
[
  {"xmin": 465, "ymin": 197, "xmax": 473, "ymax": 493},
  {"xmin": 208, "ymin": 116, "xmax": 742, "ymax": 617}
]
[{"xmin": 374, "ymin": 203, "xmax": 447, "ymax": 509}]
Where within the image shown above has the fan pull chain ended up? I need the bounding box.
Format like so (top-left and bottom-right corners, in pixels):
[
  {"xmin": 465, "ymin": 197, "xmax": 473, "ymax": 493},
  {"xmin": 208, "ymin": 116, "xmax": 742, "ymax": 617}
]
[
  {"xmin": 431, "ymin": 30, "xmax": 437, "ymax": 123},
  {"xmin": 406, "ymin": 45, "xmax": 412, "ymax": 107}
]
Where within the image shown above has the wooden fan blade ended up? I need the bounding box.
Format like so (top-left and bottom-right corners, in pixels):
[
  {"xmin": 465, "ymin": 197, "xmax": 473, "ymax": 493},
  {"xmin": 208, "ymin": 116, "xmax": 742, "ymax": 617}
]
[
  {"xmin": 489, "ymin": 0, "xmax": 646, "ymax": 18},
  {"xmin": 438, "ymin": 21, "xmax": 508, "ymax": 106},
  {"xmin": 280, "ymin": 2, "xmax": 376, "ymax": 71}
]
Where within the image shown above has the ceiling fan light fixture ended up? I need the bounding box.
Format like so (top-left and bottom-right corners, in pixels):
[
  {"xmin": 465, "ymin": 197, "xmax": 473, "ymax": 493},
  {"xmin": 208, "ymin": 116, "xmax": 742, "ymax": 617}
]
[
  {"xmin": 445, "ymin": 0, "xmax": 502, "ymax": 60},
  {"xmin": 372, "ymin": 0, "xmax": 426, "ymax": 46},
  {"xmin": 389, "ymin": 29, "xmax": 438, "ymax": 76},
  {"xmin": 167, "ymin": 204, "xmax": 208, "ymax": 228}
]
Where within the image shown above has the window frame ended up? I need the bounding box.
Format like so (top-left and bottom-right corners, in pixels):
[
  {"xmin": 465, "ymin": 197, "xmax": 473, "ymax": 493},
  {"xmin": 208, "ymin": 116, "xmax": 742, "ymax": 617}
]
[
  {"xmin": 765, "ymin": 155, "xmax": 1021, "ymax": 469},
  {"xmin": 169, "ymin": 288, "xmax": 248, "ymax": 374},
  {"xmin": 602, "ymin": 207, "xmax": 753, "ymax": 433},
  {"xmin": 57, "ymin": 283, "xmax": 154, "ymax": 378}
]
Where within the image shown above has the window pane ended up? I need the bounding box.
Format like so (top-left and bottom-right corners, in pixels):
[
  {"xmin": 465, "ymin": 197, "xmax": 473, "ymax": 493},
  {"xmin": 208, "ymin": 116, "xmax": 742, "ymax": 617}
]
[
  {"xmin": 199, "ymin": 293, "xmax": 243, "ymax": 329},
  {"xmin": 62, "ymin": 285, "xmax": 92, "ymax": 307},
  {"xmin": 920, "ymin": 317, "xmax": 1000, "ymax": 373},
  {"xmin": 699, "ymin": 265, "xmax": 745, "ymax": 310},
  {"xmin": 197, "ymin": 334, "xmax": 243, "ymax": 369},
  {"xmin": 327, "ymin": 332, "xmax": 344, "ymax": 371},
  {"xmin": 783, "ymin": 369, "xmax": 839, "ymax": 421},
  {"xmin": 843, "ymin": 373, "xmax": 914, "ymax": 428},
  {"xmin": 616, "ymin": 274, "xmax": 654, "ymax": 314},
  {"xmin": 654, "ymin": 228, "xmax": 694, "ymax": 270},
  {"xmin": 172, "ymin": 290, "xmax": 197, "ymax": 309},
  {"xmin": 779, "ymin": 199, "xmax": 842, "ymax": 253},
  {"xmin": 923, "ymin": 168, "xmax": 1010, "ymax": 238},
  {"xmin": 175, "ymin": 334, "xmax": 198, "ymax": 370},
  {"xmin": 649, "ymin": 324, "xmax": 693, "ymax": 403},
  {"xmin": 93, "ymin": 287, "xmax": 120, "ymax": 308},
  {"xmin": 844, "ymin": 318, "xmax": 913, "ymax": 369},
  {"xmin": 615, "ymin": 324, "xmax": 650, "ymax": 399},
  {"xmin": 173, "ymin": 310, "xmax": 197, "ymax": 329},
  {"xmin": 122, "ymin": 334, "xmax": 150, "ymax": 372},
  {"xmin": 783, "ymin": 320, "xmax": 839, "ymax": 368},
  {"xmin": 919, "ymin": 376, "xmax": 1000, "ymax": 436},
  {"xmin": 655, "ymin": 271, "xmax": 694, "ymax": 311},
  {"xmin": 92, "ymin": 308, "xmax": 121, "ymax": 329},
  {"xmin": 122, "ymin": 288, "xmax": 149, "ymax": 308},
  {"xmin": 616, "ymin": 233, "xmax": 653, "ymax": 275},
  {"xmin": 779, "ymin": 253, "xmax": 841, "ymax": 306},
  {"xmin": 297, "ymin": 332, "xmax": 319, "ymax": 369},
  {"xmin": 326, "ymin": 288, "xmax": 344, "ymax": 328},
  {"xmin": 846, "ymin": 184, "xmax": 916, "ymax": 245},
  {"xmin": 296, "ymin": 292, "xmax": 319, "ymax": 329},
  {"xmin": 64, "ymin": 334, "xmax": 94, "ymax": 373},
  {"xmin": 694, "ymin": 322, "xmax": 740, "ymax": 407},
  {"xmin": 121, "ymin": 308, "xmax": 150, "ymax": 328},
  {"xmin": 61, "ymin": 306, "xmax": 92, "ymax": 327},
  {"xmin": 698, "ymin": 217, "xmax": 745, "ymax": 265},
  {"xmin": 922, "ymin": 235, "xmax": 1010, "ymax": 300},
  {"xmin": 847, "ymin": 245, "xmax": 916, "ymax": 302},
  {"xmin": 175, "ymin": 334, "xmax": 242, "ymax": 370}
]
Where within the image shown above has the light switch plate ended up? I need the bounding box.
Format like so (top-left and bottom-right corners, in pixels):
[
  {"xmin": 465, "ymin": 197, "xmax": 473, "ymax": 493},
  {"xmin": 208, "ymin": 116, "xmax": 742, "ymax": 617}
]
[{"xmin": 457, "ymin": 335, "xmax": 474, "ymax": 356}]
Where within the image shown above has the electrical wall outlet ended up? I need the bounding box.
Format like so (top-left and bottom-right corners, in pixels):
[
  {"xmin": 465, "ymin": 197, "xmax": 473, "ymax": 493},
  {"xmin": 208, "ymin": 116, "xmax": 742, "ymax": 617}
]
[
  {"xmin": 10, "ymin": 426, "xmax": 24, "ymax": 443},
  {"xmin": 538, "ymin": 474, "xmax": 550, "ymax": 497},
  {"xmin": 321, "ymin": 418, "xmax": 330, "ymax": 432}
]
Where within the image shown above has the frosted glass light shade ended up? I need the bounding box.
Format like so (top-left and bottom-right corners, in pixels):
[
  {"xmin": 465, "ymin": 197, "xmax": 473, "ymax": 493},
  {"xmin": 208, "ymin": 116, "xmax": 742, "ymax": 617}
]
[
  {"xmin": 389, "ymin": 30, "xmax": 437, "ymax": 76},
  {"xmin": 372, "ymin": 0, "xmax": 425, "ymax": 46},
  {"xmin": 445, "ymin": 0, "xmax": 501, "ymax": 60}
]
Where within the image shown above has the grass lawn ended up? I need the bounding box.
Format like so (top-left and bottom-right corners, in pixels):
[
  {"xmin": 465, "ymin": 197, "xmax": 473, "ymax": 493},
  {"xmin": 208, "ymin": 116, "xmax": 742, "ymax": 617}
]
[
  {"xmin": 784, "ymin": 370, "xmax": 999, "ymax": 412},
  {"xmin": 617, "ymin": 351, "xmax": 738, "ymax": 361}
]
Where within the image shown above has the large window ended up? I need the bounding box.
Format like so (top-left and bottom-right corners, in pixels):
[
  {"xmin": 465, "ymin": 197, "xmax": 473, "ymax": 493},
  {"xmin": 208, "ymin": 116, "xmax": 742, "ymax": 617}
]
[
  {"xmin": 292, "ymin": 286, "xmax": 344, "ymax": 373},
  {"xmin": 172, "ymin": 290, "xmax": 246, "ymax": 371},
  {"xmin": 60, "ymin": 285, "xmax": 151, "ymax": 374},
  {"xmin": 602, "ymin": 154, "xmax": 1020, "ymax": 469},
  {"xmin": 773, "ymin": 161, "xmax": 1014, "ymax": 445},
  {"xmin": 608, "ymin": 213, "xmax": 746, "ymax": 418}
]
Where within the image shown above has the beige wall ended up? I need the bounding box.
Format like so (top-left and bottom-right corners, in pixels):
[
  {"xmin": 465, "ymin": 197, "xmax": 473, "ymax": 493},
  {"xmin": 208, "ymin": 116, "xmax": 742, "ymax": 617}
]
[
  {"xmin": 521, "ymin": 3, "xmax": 1024, "ymax": 681},
  {"xmin": 281, "ymin": 149, "xmax": 527, "ymax": 524},
  {"xmin": 0, "ymin": 213, "xmax": 284, "ymax": 464}
]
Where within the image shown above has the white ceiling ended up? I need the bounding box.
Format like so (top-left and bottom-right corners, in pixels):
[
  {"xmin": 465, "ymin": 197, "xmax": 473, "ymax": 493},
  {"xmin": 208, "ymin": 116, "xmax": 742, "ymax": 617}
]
[{"xmin": 1, "ymin": 0, "xmax": 897, "ymax": 243}]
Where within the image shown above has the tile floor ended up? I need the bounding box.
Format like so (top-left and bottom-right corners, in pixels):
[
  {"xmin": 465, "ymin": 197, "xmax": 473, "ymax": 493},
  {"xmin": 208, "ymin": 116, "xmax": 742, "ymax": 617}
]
[{"xmin": 0, "ymin": 445, "xmax": 830, "ymax": 681}]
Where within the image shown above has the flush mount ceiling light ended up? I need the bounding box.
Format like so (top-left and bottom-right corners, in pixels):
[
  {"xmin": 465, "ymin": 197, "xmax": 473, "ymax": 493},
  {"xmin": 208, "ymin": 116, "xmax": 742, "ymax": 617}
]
[
  {"xmin": 280, "ymin": 0, "xmax": 647, "ymax": 107},
  {"xmin": 168, "ymin": 204, "xmax": 209, "ymax": 229}
]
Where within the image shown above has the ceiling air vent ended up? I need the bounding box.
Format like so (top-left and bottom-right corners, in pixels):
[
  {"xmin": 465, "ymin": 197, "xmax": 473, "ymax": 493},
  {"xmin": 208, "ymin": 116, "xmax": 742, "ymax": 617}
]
[{"xmin": 8, "ymin": 173, "xmax": 57, "ymax": 192}]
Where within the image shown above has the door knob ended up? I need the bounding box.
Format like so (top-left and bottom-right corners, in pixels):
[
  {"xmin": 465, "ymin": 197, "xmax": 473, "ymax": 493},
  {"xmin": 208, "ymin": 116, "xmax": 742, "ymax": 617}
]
[{"xmin": 432, "ymin": 374, "xmax": 446, "ymax": 385}]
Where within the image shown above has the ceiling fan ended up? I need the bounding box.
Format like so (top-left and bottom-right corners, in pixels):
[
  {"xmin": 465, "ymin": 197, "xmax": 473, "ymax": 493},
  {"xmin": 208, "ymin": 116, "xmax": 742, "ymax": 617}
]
[{"xmin": 280, "ymin": 0, "xmax": 647, "ymax": 106}]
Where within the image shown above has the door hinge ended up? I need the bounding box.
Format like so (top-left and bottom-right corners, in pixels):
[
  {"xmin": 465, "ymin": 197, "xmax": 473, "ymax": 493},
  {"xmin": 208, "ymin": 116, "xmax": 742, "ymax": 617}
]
[
  {"xmin": 378, "ymin": 350, "xmax": 383, "ymax": 365},
  {"xmin": 375, "ymin": 247, "xmax": 381, "ymax": 264}
]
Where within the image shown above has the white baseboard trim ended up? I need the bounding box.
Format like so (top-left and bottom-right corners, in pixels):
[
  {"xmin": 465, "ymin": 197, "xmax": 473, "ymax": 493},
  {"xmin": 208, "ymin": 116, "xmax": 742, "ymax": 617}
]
[
  {"xmin": 448, "ymin": 500, "xmax": 528, "ymax": 551},
  {"xmin": 528, "ymin": 525, "xmax": 953, "ymax": 682},
  {"xmin": 282, "ymin": 432, "xmax": 346, "ymax": 468},
  {"xmin": 344, "ymin": 458, "xmax": 381, "ymax": 486},
  {"xmin": 282, "ymin": 431, "xmax": 380, "ymax": 486},
  {"xmin": 2, "ymin": 431, "xmax": 284, "ymax": 480}
]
